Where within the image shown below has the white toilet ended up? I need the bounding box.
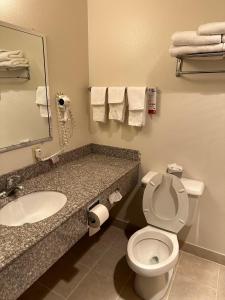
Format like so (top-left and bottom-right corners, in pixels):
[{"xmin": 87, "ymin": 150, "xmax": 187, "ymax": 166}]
[{"xmin": 127, "ymin": 171, "xmax": 204, "ymax": 300}]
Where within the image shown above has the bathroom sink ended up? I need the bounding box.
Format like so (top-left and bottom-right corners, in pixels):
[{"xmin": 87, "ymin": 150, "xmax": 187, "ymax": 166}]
[{"xmin": 0, "ymin": 191, "xmax": 67, "ymax": 226}]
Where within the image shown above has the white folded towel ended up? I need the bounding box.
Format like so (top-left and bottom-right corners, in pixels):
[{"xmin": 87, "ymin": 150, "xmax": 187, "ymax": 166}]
[
  {"xmin": 36, "ymin": 86, "xmax": 47, "ymax": 105},
  {"xmin": 92, "ymin": 106, "xmax": 106, "ymax": 122},
  {"xmin": 172, "ymin": 31, "xmax": 221, "ymax": 46},
  {"xmin": 128, "ymin": 110, "xmax": 146, "ymax": 127},
  {"xmin": 0, "ymin": 58, "xmax": 29, "ymax": 67},
  {"xmin": 127, "ymin": 87, "xmax": 146, "ymax": 110},
  {"xmin": 0, "ymin": 50, "xmax": 23, "ymax": 62},
  {"xmin": 91, "ymin": 87, "xmax": 107, "ymax": 105},
  {"xmin": 108, "ymin": 87, "xmax": 126, "ymax": 122},
  {"xmin": 169, "ymin": 43, "xmax": 224, "ymax": 57},
  {"xmin": 222, "ymin": 35, "xmax": 225, "ymax": 43},
  {"xmin": 127, "ymin": 87, "xmax": 146, "ymax": 127},
  {"xmin": 198, "ymin": 22, "xmax": 225, "ymax": 35},
  {"xmin": 91, "ymin": 87, "xmax": 107, "ymax": 122}
]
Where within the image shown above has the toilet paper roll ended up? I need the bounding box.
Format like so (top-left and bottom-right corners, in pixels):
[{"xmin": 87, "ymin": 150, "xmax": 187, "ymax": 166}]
[{"xmin": 88, "ymin": 204, "xmax": 109, "ymax": 229}]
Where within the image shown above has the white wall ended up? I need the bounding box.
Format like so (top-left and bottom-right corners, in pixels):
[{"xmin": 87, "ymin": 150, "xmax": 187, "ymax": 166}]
[{"xmin": 88, "ymin": 0, "xmax": 225, "ymax": 255}]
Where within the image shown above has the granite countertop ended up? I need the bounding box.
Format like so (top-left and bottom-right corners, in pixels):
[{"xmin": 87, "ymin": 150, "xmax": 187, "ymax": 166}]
[{"xmin": 0, "ymin": 153, "xmax": 139, "ymax": 271}]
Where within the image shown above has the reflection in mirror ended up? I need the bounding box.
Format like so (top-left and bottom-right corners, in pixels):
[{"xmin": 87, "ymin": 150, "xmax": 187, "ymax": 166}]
[{"xmin": 0, "ymin": 21, "xmax": 51, "ymax": 153}]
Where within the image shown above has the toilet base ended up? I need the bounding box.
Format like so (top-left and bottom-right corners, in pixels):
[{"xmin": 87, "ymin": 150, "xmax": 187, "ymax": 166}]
[{"xmin": 134, "ymin": 269, "xmax": 173, "ymax": 300}]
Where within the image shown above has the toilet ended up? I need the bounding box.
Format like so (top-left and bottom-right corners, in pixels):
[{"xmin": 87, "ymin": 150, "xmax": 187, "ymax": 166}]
[{"xmin": 127, "ymin": 171, "xmax": 204, "ymax": 300}]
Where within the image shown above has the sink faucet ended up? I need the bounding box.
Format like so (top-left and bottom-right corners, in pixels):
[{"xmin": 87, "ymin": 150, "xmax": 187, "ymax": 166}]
[{"xmin": 0, "ymin": 175, "xmax": 23, "ymax": 199}]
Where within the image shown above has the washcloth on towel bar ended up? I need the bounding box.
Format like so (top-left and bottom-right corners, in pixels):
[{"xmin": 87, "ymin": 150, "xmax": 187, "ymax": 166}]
[
  {"xmin": 198, "ymin": 22, "xmax": 225, "ymax": 35},
  {"xmin": 108, "ymin": 87, "xmax": 126, "ymax": 122},
  {"xmin": 169, "ymin": 43, "xmax": 225, "ymax": 57},
  {"xmin": 127, "ymin": 87, "xmax": 146, "ymax": 127},
  {"xmin": 172, "ymin": 31, "xmax": 221, "ymax": 46},
  {"xmin": 0, "ymin": 50, "xmax": 24, "ymax": 62},
  {"xmin": 91, "ymin": 87, "xmax": 107, "ymax": 122}
]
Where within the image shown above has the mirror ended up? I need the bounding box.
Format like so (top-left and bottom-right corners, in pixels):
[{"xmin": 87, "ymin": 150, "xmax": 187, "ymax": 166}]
[{"xmin": 0, "ymin": 21, "xmax": 51, "ymax": 153}]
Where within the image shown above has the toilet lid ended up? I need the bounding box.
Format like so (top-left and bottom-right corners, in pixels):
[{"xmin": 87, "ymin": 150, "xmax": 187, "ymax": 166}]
[{"xmin": 143, "ymin": 173, "xmax": 189, "ymax": 233}]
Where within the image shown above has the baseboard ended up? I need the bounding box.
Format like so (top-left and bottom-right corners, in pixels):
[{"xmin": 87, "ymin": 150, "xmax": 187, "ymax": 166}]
[
  {"xmin": 180, "ymin": 241, "xmax": 225, "ymax": 266},
  {"xmin": 111, "ymin": 218, "xmax": 225, "ymax": 266}
]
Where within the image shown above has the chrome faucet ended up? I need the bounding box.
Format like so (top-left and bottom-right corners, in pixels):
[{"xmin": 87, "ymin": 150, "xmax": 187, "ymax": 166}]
[{"xmin": 0, "ymin": 175, "xmax": 23, "ymax": 199}]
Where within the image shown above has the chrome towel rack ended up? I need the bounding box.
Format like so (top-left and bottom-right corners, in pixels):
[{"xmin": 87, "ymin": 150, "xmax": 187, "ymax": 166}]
[
  {"xmin": 175, "ymin": 52, "xmax": 225, "ymax": 77},
  {"xmin": 0, "ymin": 66, "xmax": 30, "ymax": 80}
]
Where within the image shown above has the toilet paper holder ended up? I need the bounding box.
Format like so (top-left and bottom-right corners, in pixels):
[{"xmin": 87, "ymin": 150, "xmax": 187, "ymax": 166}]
[{"xmin": 87, "ymin": 199, "xmax": 100, "ymax": 226}]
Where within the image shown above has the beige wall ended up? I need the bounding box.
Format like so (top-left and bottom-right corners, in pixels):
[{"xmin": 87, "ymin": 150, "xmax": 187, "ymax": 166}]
[
  {"xmin": 88, "ymin": 0, "xmax": 225, "ymax": 255},
  {"xmin": 0, "ymin": 0, "xmax": 91, "ymax": 175}
]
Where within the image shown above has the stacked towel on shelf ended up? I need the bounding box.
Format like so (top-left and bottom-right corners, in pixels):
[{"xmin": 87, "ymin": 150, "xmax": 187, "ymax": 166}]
[
  {"xmin": 108, "ymin": 87, "xmax": 126, "ymax": 122},
  {"xmin": 170, "ymin": 23, "xmax": 225, "ymax": 57},
  {"xmin": 198, "ymin": 22, "xmax": 225, "ymax": 35},
  {"xmin": 171, "ymin": 31, "xmax": 221, "ymax": 46},
  {"xmin": 91, "ymin": 87, "xmax": 107, "ymax": 122},
  {"xmin": 127, "ymin": 87, "xmax": 146, "ymax": 127},
  {"xmin": 0, "ymin": 49, "xmax": 29, "ymax": 67},
  {"xmin": 169, "ymin": 43, "xmax": 224, "ymax": 57}
]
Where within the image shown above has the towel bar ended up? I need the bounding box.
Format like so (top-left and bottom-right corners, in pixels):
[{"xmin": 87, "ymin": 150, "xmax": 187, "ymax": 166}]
[
  {"xmin": 0, "ymin": 66, "xmax": 30, "ymax": 80},
  {"xmin": 175, "ymin": 52, "xmax": 225, "ymax": 77}
]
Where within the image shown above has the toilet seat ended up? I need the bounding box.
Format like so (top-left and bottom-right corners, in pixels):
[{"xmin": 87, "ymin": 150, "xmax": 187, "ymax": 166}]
[
  {"xmin": 143, "ymin": 173, "xmax": 189, "ymax": 233},
  {"xmin": 127, "ymin": 225, "xmax": 179, "ymax": 277}
]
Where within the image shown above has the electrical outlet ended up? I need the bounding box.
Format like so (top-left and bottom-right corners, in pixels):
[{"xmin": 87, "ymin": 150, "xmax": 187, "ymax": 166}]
[{"xmin": 34, "ymin": 148, "xmax": 42, "ymax": 160}]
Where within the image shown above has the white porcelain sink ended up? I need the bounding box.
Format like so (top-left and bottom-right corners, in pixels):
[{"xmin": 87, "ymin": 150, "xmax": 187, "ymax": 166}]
[{"xmin": 0, "ymin": 191, "xmax": 67, "ymax": 226}]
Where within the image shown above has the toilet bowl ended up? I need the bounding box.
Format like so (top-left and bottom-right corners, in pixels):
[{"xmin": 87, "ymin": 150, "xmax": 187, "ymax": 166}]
[
  {"xmin": 126, "ymin": 171, "xmax": 204, "ymax": 300},
  {"xmin": 127, "ymin": 226, "xmax": 179, "ymax": 300},
  {"xmin": 127, "ymin": 226, "xmax": 179, "ymax": 277}
]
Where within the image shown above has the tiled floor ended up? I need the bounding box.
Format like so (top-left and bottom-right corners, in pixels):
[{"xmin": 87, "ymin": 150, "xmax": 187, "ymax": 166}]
[{"xmin": 19, "ymin": 224, "xmax": 225, "ymax": 300}]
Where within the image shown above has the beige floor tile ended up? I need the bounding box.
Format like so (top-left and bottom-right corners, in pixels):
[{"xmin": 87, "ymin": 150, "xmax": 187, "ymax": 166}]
[
  {"xmin": 67, "ymin": 232, "xmax": 112, "ymax": 268},
  {"xmin": 118, "ymin": 275, "xmax": 142, "ymax": 300},
  {"xmin": 94, "ymin": 243, "xmax": 132, "ymax": 290},
  {"xmin": 67, "ymin": 270, "xmax": 119, "ymax": 300},
  {"xmin": 39, "ymin": 259, "xmax": 89, "ymax": 298},
  {"xmin": 18, "ymin": 281, "xmax": 64, "ymax": 300},
  {"xmin": 168, "ymin": 273, "xmax": 217, "ymax": 300},
  {"xmin": 176, "ymin": 252, "xmax": 219, "ymax": 289},
  {"xmin": 218, "ymin": 265, "xmax": 225, "ymax": 300}
]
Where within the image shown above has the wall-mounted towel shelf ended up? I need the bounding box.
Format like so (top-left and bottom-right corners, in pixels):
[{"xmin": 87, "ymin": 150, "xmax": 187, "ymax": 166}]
[
  {"xmin": 176, "ymin": 52, "xmax": 225, "ymax": 77},
  {"xmin": 0, "ymin": 66, "xmax": 30, "ymax": 80}
]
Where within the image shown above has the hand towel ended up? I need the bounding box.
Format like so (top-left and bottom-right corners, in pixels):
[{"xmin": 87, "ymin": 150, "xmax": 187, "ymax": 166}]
[
  {"xmin": 91, "ymin": 87, "xmax": 107, "ymax": 105},
  {"xmin": 127, "ymin": 87, "xmax": 146, "ymax": 127},
  {"xmin": 0, "ymin": 58, "xmax": 29, "ymax": 67},
  {"xmin": 108, "ymin": 87, "xmax": 126, "ymax": 122},
  {"xmin": 198, "ymin": 22, "xmax": 225, "ymax": 35},
  {"xmin": 0, "ymin": 50, "xmax": 23, "ymax": 62},
  {"xmin": 171, "ymin": 31, "xmax": 221, "ymax": 46},
  {"xmin": 92, "ymin": 106, "xmax": 106, "ymax": 122},
  {"xmin": 36, "ymin": 86, "xmax": 48, "ymax": 105},
  {"xmin": 169, "ymin": 43, "xmax": 224, "ymax": 57},
  {"xmin": 127, "ymin": 87, "xmax": 146, "ymax": 110},
  {"xmin": 128, "ymin": 110, "xmax": 146, "ymax": 127},
  {"xmin": 91, "ymin": 87, "xmax": 107, "ymax": 122}
]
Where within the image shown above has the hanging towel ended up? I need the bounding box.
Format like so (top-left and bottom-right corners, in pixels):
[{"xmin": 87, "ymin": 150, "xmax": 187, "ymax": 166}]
[
  {"xmin": 169, "ymin": 43, "xmax": 225, "ymax": 57},
  {"xmin": 0, "ymin": 50, "xmax": 24, "ymax": 62},
  {"xmin": 198, "ymin": 22, "xmax": 225, "ymax": 35},
  {"xmin": 0, "ymin": 58, "xmax": 29, "ymax": 67},
  {"xmin": 36, "ymin": 86, "xmax": 50, "ymax": 118},
  {"xmin": 91, "ymin": 87, "xmax": 107, "ymax": 122},
  {"xmin": 171, "ymin": 31, "xmax": 221, "ymax": 46},
  {"xmin": 108, "ymin": 87, "xmax": 126, "ymax": 122},
  {"xmin": 127, "ymin": 87, "xmax": 146, "ymax": 127}
]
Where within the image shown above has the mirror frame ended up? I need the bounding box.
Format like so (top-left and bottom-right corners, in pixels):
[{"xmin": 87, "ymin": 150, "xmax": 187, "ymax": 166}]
[{"xmin": 0, "ymin": 20, "xmax": 52, "ymax": 153}]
